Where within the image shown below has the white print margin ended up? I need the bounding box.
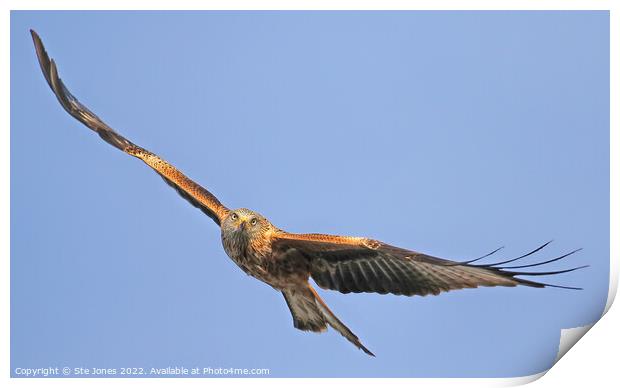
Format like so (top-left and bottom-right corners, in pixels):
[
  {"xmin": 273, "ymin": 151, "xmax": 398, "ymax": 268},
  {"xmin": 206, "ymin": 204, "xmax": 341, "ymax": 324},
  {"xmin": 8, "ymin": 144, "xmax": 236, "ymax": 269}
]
[{"xmin": 1, "ymin": 1, "xmax": 617, "ymax": 388}]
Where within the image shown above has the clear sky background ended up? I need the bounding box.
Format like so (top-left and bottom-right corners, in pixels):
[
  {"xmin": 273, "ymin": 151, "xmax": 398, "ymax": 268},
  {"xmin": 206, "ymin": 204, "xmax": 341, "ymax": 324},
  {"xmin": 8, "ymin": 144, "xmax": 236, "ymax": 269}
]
[{"xmin": 11, "ymin": 11, "xmax": 609, "ymax": 377}]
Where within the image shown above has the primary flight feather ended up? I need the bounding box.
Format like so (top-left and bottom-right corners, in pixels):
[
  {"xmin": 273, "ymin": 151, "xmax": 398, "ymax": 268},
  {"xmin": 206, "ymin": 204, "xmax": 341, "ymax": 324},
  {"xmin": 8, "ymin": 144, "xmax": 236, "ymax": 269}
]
[{"xmin": 30, "ymin": 30, "xmax": 584, "ymax": 357}]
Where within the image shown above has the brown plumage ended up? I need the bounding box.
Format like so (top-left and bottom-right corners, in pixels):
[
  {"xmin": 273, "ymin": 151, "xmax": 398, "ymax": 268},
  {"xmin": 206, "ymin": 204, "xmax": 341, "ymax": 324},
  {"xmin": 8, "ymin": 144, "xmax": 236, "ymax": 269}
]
[{"xmin": 31, "ymin": 30, "xmax": 585, "ymax": 357}]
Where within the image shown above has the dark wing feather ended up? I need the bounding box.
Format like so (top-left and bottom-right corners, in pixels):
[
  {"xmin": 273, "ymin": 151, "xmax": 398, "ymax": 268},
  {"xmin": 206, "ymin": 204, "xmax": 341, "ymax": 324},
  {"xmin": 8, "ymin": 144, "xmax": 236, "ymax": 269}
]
[
  {"xmin": 31, "ymin": 30, "xmax": 229, "ymax": 225},
  {"xmin": 271, "ymin": 233, "xmax": 584, "ymax": 296}
]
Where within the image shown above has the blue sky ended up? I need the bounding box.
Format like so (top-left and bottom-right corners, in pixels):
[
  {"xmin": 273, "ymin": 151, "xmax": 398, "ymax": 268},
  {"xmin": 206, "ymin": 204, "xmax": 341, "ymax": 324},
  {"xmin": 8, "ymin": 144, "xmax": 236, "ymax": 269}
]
[{"xmin": 11, "ymin": 11, "xmax": 609, "ymax": 377}]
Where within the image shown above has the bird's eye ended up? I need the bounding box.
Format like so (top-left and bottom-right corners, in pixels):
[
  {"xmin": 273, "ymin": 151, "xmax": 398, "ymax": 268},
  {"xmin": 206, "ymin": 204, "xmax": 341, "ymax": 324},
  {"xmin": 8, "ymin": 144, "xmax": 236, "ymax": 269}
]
[
  {"xmin": 251, "ymin": 218, "xmax": 258, "ymax": 226},
  {"xmin": 231, "ymin": 213, "xmax": 238, "ymax": 220}
]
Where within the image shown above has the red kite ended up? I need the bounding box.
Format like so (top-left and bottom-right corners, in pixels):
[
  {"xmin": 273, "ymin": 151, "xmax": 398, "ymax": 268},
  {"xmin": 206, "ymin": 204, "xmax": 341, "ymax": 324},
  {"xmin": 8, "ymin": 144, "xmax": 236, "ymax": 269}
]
[{"xmin": 31, "ymin": 30, "xmax": 584, "ymax": 356}]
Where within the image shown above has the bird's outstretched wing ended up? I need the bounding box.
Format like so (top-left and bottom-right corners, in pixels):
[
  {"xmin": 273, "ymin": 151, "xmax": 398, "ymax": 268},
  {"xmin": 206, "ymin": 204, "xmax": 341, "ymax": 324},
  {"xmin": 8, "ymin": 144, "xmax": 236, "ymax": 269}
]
[
  {"xmin": 271, "ymin": 233, "xmax": 585, "ymax": 296},
  {"xmin": 30, "ymin": 30, "xmax": 229, "ymax": 225}
]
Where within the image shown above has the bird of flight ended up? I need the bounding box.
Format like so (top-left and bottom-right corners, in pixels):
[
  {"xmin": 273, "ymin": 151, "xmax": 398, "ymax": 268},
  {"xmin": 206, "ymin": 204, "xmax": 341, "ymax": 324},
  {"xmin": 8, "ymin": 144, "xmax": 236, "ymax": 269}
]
[{"xmin": 31, "ymin": 30, "xmax": 585, "ymax": 357}]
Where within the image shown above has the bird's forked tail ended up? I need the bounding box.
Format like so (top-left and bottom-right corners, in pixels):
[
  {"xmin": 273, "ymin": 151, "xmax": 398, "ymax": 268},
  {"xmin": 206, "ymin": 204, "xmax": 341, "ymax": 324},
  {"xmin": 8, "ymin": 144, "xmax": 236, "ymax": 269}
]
[{"xmin": 282, "ymin": 284, "xmax": 375, "ymax": 357}]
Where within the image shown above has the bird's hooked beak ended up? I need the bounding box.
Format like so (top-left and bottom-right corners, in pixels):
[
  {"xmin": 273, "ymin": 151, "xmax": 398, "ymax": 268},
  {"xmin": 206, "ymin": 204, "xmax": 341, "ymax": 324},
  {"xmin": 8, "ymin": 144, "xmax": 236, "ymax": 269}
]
[{"xmin": 238, "ymin": 220, "xmax": 247, "ymax": 231}]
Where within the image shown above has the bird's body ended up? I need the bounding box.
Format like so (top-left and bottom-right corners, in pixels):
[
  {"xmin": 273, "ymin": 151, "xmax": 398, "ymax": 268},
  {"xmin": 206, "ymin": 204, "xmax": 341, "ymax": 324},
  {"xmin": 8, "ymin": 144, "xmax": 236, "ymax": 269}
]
[{"xmin": 30, "ymin": 30, "xmax": 585, "ymax": 357}]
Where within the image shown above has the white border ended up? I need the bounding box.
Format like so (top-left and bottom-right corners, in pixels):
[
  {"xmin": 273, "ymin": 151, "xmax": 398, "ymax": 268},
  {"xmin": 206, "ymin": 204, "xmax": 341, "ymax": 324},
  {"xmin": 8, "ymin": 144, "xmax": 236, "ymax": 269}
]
[
  {"xmin": 0, "ymin": 0, "xmax": 617, "ymax": 11},
  {"xmin": 2, "ymin": 1, "xmax": 617, "ymax": 387}
]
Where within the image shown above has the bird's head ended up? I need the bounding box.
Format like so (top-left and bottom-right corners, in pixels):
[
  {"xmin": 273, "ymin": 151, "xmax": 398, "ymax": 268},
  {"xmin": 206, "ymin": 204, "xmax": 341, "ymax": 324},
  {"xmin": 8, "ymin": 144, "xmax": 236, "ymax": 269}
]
[{"xmin": 221, "ymin": 208, "xmax": 271, "ymax": 240}]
